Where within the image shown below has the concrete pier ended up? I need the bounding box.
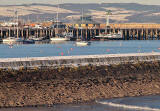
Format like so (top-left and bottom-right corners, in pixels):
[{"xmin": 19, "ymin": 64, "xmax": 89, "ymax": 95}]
[{"xmin": 1, "ymin": 52, "xmax": 160, "ymax": 69}]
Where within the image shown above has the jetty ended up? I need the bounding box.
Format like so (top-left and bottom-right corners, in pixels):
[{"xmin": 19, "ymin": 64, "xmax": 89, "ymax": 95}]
[
  {"xmin": 1, "ymin": 23, "xmax": 160, "ymax": 40},
  {"xmin": 1, "ymin": 52, "xmax": 160, "ymax": 69}
]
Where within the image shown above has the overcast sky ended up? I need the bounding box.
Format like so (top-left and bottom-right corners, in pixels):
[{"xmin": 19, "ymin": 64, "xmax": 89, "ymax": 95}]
[{"xmin": 0, "ymin": 0, "xmax": 160, "ymax": 5}]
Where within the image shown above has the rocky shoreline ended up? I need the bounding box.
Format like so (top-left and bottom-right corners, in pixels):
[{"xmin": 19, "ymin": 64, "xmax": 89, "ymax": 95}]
[{"xmin": 0, "ymin": 61, "xmax": 160, "ymax": 107}]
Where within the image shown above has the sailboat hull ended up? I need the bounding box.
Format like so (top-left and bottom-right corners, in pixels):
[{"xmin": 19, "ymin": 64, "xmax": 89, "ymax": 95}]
[
  {"xmin": 76, "ymin": 41, "xmax": 89, "ymax": 46},
  {"xmin": 3, "ymin": 37, "xmax": 23, "ymax": 43},
  {"xmin": 50, "ymin": 37, "xmax": 69, "ymax": 41}
]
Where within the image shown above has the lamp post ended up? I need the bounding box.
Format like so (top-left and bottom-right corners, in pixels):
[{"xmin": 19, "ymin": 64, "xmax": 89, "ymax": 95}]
[
  {"xmin": 106, "ymin": 10, "xmax": 112, "ymax": 27},
  {"xmin": 105, "ymin": 10, "xmax": 112, "ymax": 33}
]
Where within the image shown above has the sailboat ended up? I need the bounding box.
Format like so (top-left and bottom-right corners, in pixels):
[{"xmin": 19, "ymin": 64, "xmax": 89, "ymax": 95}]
[
  {"xmin": 30, "ymin": 36, "xmax": 45, "ymax": 41},
  {"xmin": 3, "ymin": 11, "xmax": 23, "ymax": 43},
  {"xmin": 2, "ymin": 28, "xmax": 23, "ymax": 43},
  {"xmin": 29, "ymin": 16, "xmax": 46, "ymax": 42},
  {"xmin": 50, "ymin": 3, "xmax": 69, "ymax": 41},
  {"xmin": 75, "ymin": 9, "xmax": 89, "ymax": 46},
  {"xmin": 3, "ymin": 37, "xmax": 23, "ymax": 43},
  {"xmin": 76, "ymin": 41, "xmax": 89, "ymax": 46},
  {"xmin": 95, "ymin": 31, "xmax": 123, "ymax": 40},
  {"xmin": 50, "ymin": 34, "xmax": 70, "ymax": 41}
]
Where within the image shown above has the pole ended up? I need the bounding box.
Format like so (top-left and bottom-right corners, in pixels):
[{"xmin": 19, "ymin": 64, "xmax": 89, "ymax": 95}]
[{"xmin": 16, "ymin": 11, "xmax": 18, "ymax": 38}]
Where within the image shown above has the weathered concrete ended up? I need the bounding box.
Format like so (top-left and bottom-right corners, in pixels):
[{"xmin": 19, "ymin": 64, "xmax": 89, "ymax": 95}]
[{"xmin": 0, "ymin": 52, "xmax": 160, "ymax": 69}]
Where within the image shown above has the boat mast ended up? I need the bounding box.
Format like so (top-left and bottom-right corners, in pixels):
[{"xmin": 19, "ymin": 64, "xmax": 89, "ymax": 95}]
[
  {"xmin": 16, "ymin": 10, "xmax": 19, "ymax": 38},
  {"xmin": 36, "ymin": 15, "xmax": 39, "ymax": 38},
  {"xmin": 14, "ymin": 9, "xmax": 16, "ymax": 37},
  {"xmin": 81, "ymin": 8, "xmax": 84, "ymax": 40},
  {"xmin": 56, "ymin": 1, "xmax": 59, "ymax": 35}
]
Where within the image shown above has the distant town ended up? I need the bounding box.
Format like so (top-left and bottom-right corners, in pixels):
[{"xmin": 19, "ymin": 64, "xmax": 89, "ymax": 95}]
[{"xmin": 0, "ymin": 3, "xmax": 160, "ymax": 44}]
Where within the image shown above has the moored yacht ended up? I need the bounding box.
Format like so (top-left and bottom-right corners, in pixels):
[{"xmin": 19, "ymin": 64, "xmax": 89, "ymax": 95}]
[
  {"xmin": 29, "ymin": 36, "xmax": 46, "ymax": 41},
  {"xmin": 75, "ymin": 40, "xmax": 90, "ymax": 46},
  {"xmin": 3, "ymin": 11, "xmax": 24, "ymax": 43},
  {"xmin": 3, "ymin": 37, "xmax": 23, "ymax": 43},
  {"xmin": 50, "ymin": 36, "xmax": 70, "ymax": 41},
  {"xmin": 23, "ymin": 38, "xmax": 35, "ymax": 44},
  {"xmin": 95, "ymin": 32, "xmax": 122, "ymax": 40},
  {"xmin": 50, "ymin": 2, "xmax": 70, "ymax": 42}
]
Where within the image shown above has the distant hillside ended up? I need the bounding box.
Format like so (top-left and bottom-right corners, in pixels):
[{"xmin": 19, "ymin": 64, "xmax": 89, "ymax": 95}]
[{"xmin": 0, "ymin": 3, "xmax": 160, "ymax": 23}]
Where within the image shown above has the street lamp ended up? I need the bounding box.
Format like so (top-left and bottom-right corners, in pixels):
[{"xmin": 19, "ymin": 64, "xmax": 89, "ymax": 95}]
[{"xmin": 106, "ymin": 10, "xmax": 112, "ymax": 27}]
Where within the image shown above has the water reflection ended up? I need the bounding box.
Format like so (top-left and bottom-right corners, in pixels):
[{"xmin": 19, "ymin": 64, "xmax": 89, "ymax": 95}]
[
  {"xmin": 50, "ymin": 41, "xmax": 68, "ymax": 45},
  {"xmin": 34, "ymin": 40, "xmax": 50, "ymax": 44}
]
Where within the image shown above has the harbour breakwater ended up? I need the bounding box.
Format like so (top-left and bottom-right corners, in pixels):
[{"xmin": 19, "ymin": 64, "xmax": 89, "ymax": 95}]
[
  {"xmin": 0, "ymin": 53, "xmax": 160, "ymax": 107},
  {"xmin": 1, "ymin": 53, "xmax": 160, "ymax": 69}
]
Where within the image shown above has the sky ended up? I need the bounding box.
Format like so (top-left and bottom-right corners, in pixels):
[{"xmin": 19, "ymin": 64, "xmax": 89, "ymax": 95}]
[{"xmin": 1, "ymin": 0, "xmax": 160, "ymax": 5}]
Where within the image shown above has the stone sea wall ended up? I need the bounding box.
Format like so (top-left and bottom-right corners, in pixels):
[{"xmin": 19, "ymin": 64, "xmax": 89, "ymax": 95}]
[
  {"xmin": 0, "ymin": 53, "xmax": 160, "ymax": 107},
  {"xmin": 0, "ymin": 53, "xmax": 160, "ymax": 69}
]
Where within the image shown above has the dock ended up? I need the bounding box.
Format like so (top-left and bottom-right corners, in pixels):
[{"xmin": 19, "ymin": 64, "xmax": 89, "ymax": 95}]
[{"xmin": 1, "ymin": 23, "xmax": 160, "ymax": 40}]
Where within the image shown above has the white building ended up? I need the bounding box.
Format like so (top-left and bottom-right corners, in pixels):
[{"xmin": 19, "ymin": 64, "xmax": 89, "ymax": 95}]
[
  {"xmin": 1, "ymin": 22, "xmax": 18, "ymax": 27},
  {"xmin": 34, "ymin": 24, "xmax": 43, "ymax": 29}
]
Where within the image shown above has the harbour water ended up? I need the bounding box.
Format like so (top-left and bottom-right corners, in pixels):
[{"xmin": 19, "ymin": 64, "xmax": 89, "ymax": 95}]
[
  {"xmin": 1, "ymin": 95, "xmax": 160, "ymax": 111},
  {"xmin": 1, "ymin": 40, "xmax": 160, "ymax": 111},
  {"xmin": 0, "ymin": 40, "xmax": 160, "ymax": 58}
]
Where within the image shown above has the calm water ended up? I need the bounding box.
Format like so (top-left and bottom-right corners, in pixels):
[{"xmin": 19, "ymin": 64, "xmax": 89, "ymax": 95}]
[
  {"xmin": 0, "ymin": 40, "xmax": 160, "ymax": 58},
  {"xmin": 1, "ymin": 95, "xmax": 160, "ymax": 111},
  {"xmin": 1, "ymin": 40, "xmax": 160, "ymax": 111}
]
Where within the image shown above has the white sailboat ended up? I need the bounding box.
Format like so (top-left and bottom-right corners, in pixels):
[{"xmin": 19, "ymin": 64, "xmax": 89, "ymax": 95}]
[
  {"xmin": 50, "ymin": 37, "xmax": 69, "ymax": 41},
  {"xmin": 3, "ymin": 37, "xmax": 23, "ymax": 43},
  {"xmin": 3, "ymin": 11, "xmax": 23, "ymax": 43},
  {"xmin": 94, "ymin": 10, "xmax": 122, "ymax": 40},
  {"xmin": 2, "ymin": 26, "xmax": 22, "ymax": 43},
  {"xmin": 95, "ymin": 32, "xmax": 122, "ymax": 40},
  {"xmin": 75, "ymin": 9, "xmax": 89, "ymax": 46},
  {"xmin": 50, "ymin": 3, "xmax": 69, "ymax": 41},
  {"xmin": 76, "ymin": 41, "xmax": 89, "ymax": 46},
  {"xmin": 30, "ymin": 36, "xmax": 45, "ymax": 41},
  {"xmin": 29, "ymin": 20, "xmax": 46, "ymax": 41}
]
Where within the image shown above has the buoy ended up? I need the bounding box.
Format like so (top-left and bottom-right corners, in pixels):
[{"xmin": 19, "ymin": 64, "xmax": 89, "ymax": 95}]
[
  {"xmin": 158, "ymin": 48, "xmax": 160, "ymax": 50},
  {"xmin": 61, "ymin": 52, "xmax": 64, "ymax": 56},
  {"xmin": 106, "ymin": 49, "xmax": 110, "ymax": 52},
  {"xmin": 70, "ymin": 48, "xmax": 73, "ymax": 51}
]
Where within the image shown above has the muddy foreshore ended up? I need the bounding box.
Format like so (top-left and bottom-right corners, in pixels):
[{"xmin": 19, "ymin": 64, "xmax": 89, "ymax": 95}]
[{"xmin": 0, "ymin": 61, "xmax": 160, "ymax": 107}]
